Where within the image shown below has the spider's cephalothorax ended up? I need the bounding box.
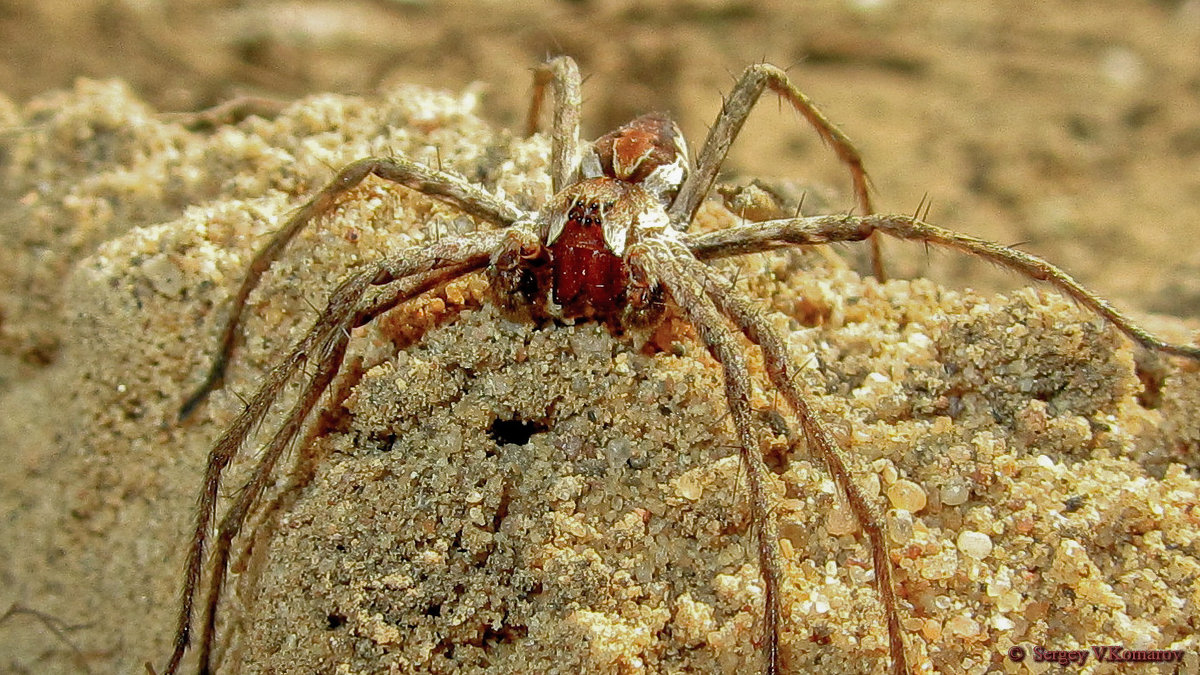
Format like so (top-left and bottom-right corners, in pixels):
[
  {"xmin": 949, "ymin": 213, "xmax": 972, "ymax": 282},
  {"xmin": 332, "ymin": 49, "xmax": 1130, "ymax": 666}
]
[
  {"xmin": 162, "ymin": 56, "xmax": 1200, "ymax": 675},
  {"xmin": 492, "ymin": 113, "xmax": 687, "ymax": 329}
]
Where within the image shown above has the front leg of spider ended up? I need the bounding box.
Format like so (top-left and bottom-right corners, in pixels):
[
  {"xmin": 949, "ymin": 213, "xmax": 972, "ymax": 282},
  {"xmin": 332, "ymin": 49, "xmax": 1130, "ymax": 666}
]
[{"xmin": 161, "ymin": 206, "xmax": 518, "ymax": 674}]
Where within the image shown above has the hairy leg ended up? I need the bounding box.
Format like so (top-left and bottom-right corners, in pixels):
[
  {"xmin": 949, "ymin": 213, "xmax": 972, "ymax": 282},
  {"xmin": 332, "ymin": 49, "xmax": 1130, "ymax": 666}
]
[
  {"xmin": 686, "ymin": 213, "xmax": 1200, "ymax": 360},
  {"xmin": 633, "ymin": 241, "xmax": 786, "ymax": 675},
  {"xmin": 179, "ymin": 157, "xmax": 524, "ymax": 419},
  {"xmin": 526, "ymin": 56, "xmax": 584, "ymax": 194},
  {"xmin": 195, "ymin": 315, "xmax": 349, "ymax": 674},
  {"xmin": 196, "ymin": 261, "xmax": 482, "ymax": 673},
  {"xmin": 688, "ymin": 254, "xmax": 912, "ymax": 675},
  {"xmin": 669, "ymin": 63, "xmax": 884, "ymax": 278},
  {"xmin": 162, "ymin": 231, "xmax": 513, "ymax": 675}
]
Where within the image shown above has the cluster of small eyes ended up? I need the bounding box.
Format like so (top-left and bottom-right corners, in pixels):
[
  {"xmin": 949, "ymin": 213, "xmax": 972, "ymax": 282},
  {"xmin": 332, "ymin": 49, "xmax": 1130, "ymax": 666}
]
[{"xmin": 568, "ymin": 200, "xmax": 609, "ymax": 228}]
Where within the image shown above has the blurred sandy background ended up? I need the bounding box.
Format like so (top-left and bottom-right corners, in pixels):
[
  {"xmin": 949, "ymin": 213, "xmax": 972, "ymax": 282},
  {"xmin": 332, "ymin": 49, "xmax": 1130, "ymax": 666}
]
[{"xmin": 3, "ymin": 0, "xmax": 1198, "ymax": 319}]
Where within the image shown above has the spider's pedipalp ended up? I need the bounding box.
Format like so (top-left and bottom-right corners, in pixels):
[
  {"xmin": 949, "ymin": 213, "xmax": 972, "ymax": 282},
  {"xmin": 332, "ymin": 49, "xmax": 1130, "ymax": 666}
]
[
  {"xmin": 633, "ymin": 240, "xmax": 786, "ymax": 675},
  {"xmin": 164, "ymin": 230, "xmax": 510, "ymax": 675},
  {"xmin": 179, "ymin": 157, "xmax": 523, "ymax": 420},
  {"xmin": 669, "ymin": 63, "xmax": 885, "ymax": 277}
]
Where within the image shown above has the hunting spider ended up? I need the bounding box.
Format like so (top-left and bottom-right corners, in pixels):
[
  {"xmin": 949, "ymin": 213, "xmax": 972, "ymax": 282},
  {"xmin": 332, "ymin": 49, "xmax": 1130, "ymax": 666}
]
[{"xmin": 161, "ymin": 57, "xmax": 1200, "ymax": 674}]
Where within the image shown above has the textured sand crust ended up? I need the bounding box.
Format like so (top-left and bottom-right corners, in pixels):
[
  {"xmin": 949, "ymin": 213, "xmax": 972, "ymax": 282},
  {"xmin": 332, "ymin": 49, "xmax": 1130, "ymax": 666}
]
[{"xmin": 1, "ymin": 82, "xmax": 1199, "ymax": 674}]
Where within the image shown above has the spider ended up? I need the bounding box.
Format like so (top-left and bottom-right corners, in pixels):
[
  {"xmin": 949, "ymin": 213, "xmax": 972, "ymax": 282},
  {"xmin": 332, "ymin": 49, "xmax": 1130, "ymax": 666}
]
[{"xmin": 158, "ymin": 56, "xmax": 1200, "ymax": 675}]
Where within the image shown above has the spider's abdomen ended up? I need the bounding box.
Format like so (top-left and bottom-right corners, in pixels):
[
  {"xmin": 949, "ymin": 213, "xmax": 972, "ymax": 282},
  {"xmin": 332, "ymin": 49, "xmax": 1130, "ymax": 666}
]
[{"xmin": 586, "ymin": 112, "xmax": 690, "ymax": 204}]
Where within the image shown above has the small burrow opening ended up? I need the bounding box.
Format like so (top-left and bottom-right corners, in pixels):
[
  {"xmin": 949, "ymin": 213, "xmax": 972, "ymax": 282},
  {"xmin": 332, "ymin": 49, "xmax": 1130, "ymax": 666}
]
[{"xmin": 487, "ymin": 417, "xmax": 548, "ymax": 447}]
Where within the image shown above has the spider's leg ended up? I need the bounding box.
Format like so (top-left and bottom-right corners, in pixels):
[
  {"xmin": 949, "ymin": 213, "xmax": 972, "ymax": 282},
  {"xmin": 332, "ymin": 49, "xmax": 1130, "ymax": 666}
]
[
  {"xmin": 179, "ymin": 157, "xmax": 522, "ymax": 420},
  {"xmin": 193, "ymin": 260, "xmax": 480, "ymax": 673},
  {"xmin": 687, "ymin": 214, "xmax": 1200, "ymax": 361},
  {"xmin": 527, "ymin": 56, "xmax": 584, "ymax": 193},
  {"xmin": 685, "ymin": 213, "xmax": 861, "ymax": 261},
  {"xmin": 689, "ymin": 255, "xmax": 912, "ymax": 675},
  {"xmin": 162, "ymin": 230, "xmax": 513, "ymax": 675},
  {"xmin": 195, "ymin": 307, "xmax": 349, "ymax": 675},
  {"xmin": 632, "ymin": 242, "xmax": 785, "ymax": 675},
  {"xmin": 668, "ymin": 63, "xmax": 885, "ymax": 279}
]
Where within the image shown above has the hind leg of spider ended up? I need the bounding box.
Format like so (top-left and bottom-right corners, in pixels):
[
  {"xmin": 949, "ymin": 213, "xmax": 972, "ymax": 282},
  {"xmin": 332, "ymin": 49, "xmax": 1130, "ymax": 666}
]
[
  {"xmin": 631, "ymin": 242, "xmax": 787, "ymax": 675},
  {"xmin": 526, "ymin": 56, "xmax": 585, "ymax": 193},
  {"xmin": 196, "ymin": 260, "xmax": 488, "ymax": 673},
  {"xmin": 669, "ymin": 63, "xmax": 885, "ymax": 279},
  {"xmin": 689, "ymin": 255, "xmax": 913, "ymax": 674},
  {"xmin": 195, "ymin": 312, "xmax": 350, "ymax": 674},
  {"xmin": 687, "ymin": 213, "xmax": 1200, "ymax": 361},
  {"xmin": 178, "ymin": 157, "xmax": 524, "ymax": 420},
  {"xmin": 161, "ymin": 230, "xmax": 516, "ymax": 675}
]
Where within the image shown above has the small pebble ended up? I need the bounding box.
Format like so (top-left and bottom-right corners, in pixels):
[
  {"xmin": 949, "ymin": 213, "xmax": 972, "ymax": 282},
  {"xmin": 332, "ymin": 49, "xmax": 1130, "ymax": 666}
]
[
  {"xmin": 825, "ymin": 503, "xmax": 859, "ymax": 536},
  {"xmin": 941, "ymin": 482, "xmax": 971, "ymax": 506},
  {"xmin": 957, "ymin": 530, "xmax": 994, "ymax": 559},
  {"xmin": 945, "ymin": 614, "xmax": 981, "ymax": 638},
  {"xmin": 887, "ymin": 479, "xmax": 928, "ymax": 512},
  {"xmin": 888, "ymin": 508, "xmax": 914, "ymax": 544}
]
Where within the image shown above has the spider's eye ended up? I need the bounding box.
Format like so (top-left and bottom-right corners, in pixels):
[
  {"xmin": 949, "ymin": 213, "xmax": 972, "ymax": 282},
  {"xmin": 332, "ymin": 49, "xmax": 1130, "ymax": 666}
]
[{"xmin": 592, "ymin": 112, "xmax": 690, "ymax": 204}]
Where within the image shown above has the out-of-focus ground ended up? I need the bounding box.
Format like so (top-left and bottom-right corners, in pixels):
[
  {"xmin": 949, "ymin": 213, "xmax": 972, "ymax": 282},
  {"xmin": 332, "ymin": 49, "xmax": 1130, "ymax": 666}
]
[{"xmin": 2, "ymin": 0, "xmax": 1199, "ymax": 318}]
